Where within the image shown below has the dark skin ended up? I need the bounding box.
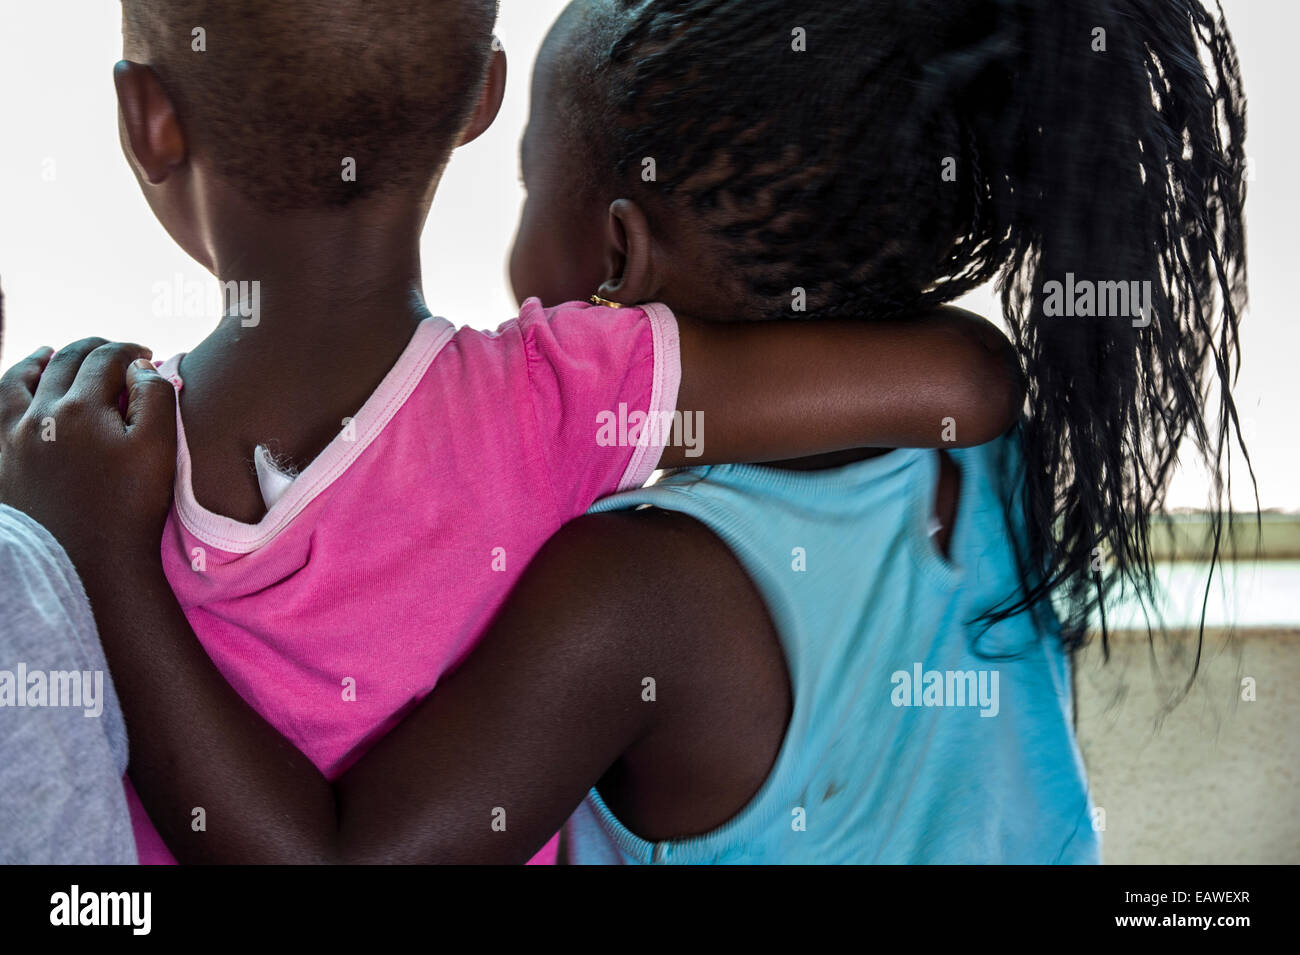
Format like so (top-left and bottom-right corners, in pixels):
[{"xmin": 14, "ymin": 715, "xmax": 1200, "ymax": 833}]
[
  {"xmin": 0, "ymin": 345, "xmax": 962, "ymax": 862},
  {"xmin": 116, "ymin": 19, "xmax": 1015, "ymax": 526},
  {"xmin": 0, "ymin": 5, "xmax": 1013, "ymax": 861}
]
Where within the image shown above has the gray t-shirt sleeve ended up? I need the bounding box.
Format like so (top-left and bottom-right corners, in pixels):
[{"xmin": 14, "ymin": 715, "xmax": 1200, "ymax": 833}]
[{"xmin": 0, "ymin": 503, "xmax": 136, "ymax": 864}]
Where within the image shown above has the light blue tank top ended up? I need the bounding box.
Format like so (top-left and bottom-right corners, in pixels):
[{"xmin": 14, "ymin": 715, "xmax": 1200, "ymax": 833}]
[{"xmin": 564, "ymin": 435, "xmax": 1100, "ymax": 864}]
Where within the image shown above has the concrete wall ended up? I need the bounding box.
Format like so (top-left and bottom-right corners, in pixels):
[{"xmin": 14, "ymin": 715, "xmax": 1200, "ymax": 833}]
[{"xmin": 1075, "ymin": 627, "xmax": 1300, "ymax": 864}]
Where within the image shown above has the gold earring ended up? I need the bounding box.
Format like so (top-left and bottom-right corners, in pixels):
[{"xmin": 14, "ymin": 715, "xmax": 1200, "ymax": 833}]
[{"xmin": 590, "ymin": 294, "xmax": 624, "ymax": 310}]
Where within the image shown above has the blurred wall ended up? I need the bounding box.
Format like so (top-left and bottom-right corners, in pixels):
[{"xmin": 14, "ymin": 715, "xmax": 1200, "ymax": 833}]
[{"xmin": 1076, "ymin": 627, "xmax": 1300, "ymax": 864}]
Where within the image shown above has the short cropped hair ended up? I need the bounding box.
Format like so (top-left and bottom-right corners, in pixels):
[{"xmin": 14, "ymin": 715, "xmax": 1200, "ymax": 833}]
[{"xmin": 121, "ymin": 1, "xmax": 498, "ymax": 210}]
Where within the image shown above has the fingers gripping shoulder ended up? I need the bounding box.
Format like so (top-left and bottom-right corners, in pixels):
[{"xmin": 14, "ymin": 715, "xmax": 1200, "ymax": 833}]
[{"xmin": 124, "ymin": 360, "xmax": 178, "ymax": 440}]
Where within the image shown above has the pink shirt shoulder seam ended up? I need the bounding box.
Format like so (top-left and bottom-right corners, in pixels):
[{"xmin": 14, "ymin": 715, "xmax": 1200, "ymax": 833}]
[
  {"xmin": 618, "ymin": 302, "xmax": 682, "ymax": 492},
  {"xmin": 159, "ymin": 317, "xmax": 456, "ymax": 554}
]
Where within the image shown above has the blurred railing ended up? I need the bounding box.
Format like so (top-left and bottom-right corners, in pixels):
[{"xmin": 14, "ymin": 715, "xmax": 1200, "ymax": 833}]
[{"xmin": 1150, "ymin": 511, "xmax": 1300, "ymax": 561}]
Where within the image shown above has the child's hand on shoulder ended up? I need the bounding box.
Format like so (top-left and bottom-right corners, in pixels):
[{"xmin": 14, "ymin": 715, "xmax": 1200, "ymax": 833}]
[{"xmin": 0, "ymin": 338, "xmax": 177, "ymax": 574}]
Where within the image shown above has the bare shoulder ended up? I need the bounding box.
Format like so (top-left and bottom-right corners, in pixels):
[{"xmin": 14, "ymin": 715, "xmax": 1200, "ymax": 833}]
[
  {"xmin": 531, "ymin": 506, "xmax": 783, "ymax": 685},
  {"xmin": 552, "ymin": 504, "xmax": 785, "ymax": 693},
  {"xmin": 551, "ymin": 506, "xmax": 791, "ymax": 839},
  {"xmin": 538, "ymin": 506, "xmax": 771, "ymax": 637}
]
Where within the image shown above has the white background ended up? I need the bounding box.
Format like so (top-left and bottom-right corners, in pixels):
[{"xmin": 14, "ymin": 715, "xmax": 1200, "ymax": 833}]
[{"xmin": 0, "ymin": 0, "xmax": 1292, "ymax": 510}]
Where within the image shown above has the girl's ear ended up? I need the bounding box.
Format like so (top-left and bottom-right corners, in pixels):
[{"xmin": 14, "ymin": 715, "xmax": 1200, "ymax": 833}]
[
  {"xmin": 459, "ymin": 46, "xmax": 507, "ymax": 147},
  {"xmin": 598, "ymin": 199, "xmax": 661, "ymax": 305},
  {"xmin": 113, "ymin": 61, "xmax": 187, "ymax": 184}
]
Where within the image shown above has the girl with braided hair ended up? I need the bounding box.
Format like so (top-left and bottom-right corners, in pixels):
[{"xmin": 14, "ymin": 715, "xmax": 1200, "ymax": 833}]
[
  {"xmin": 4, "ymin": 0, "xmax": 1249, "ymax": 863},
  {"xmin": 512, "ymin": 0, "xmax": 1249, "ymax": 656}
]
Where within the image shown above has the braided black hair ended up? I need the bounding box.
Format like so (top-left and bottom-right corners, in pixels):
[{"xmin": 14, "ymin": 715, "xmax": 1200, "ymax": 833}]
[{"xmin": 586, "ymin": 0, "xmax": 1251, "ymax": 665}]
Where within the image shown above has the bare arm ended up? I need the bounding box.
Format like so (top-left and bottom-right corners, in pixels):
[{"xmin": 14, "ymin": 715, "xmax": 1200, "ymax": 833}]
[
  {"xmin": 662, "ymin": 304, "xmax": 1022, "ymax": 469},
  {"xmin": 0, "ymin": 332, "xmax": 737, "ymax": 868},
  {"xmin": 96, "ymin": 513, "xmax": 746, "ymax": 863}
]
